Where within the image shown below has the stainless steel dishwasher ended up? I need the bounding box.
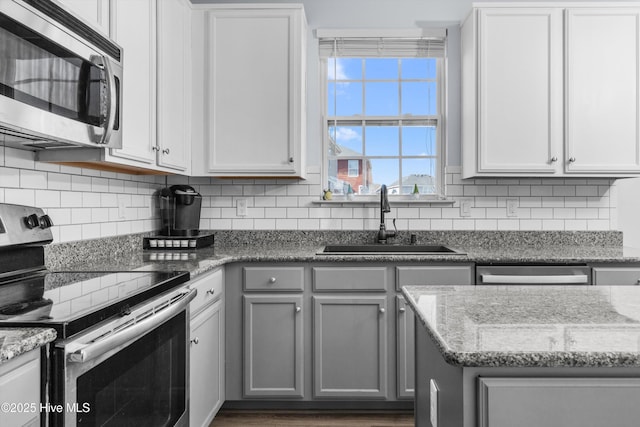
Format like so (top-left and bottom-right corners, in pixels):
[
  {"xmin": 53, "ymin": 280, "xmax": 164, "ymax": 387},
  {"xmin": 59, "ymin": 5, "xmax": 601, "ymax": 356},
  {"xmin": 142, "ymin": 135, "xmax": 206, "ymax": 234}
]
[{"xmin": 475, "ymin": 265, "xmax": 592, "ymax": 285}]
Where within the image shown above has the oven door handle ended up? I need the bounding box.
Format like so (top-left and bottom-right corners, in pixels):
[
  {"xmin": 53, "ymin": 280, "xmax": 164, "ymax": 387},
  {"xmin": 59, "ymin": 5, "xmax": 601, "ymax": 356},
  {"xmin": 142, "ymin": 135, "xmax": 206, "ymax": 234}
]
[
  {"xmin": 68, "ymin": 288, "xmax": 197, "ymax": 364},
  {"xmin": 480, "ymin": 274, "xmax": 589, "ymax": 284}
]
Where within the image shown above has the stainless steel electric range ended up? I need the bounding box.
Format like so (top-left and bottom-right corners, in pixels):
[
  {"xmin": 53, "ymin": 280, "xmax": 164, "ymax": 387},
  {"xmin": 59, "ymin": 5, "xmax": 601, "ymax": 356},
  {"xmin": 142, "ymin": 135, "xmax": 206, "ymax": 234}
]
[{"xmin": 0, "ymin": 203, "xmax": 193, "ymax": 427}]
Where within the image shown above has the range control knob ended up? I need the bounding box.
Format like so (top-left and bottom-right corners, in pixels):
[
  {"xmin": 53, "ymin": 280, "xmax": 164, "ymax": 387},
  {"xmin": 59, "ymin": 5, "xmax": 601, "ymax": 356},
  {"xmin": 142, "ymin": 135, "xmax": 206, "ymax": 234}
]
[
  {"xmin": 39, "ymin": 215, "xmax": 54, "ymax": 229},
  {"xmin": 24, "ymin": 214, "xmax": 40, "ymax": 229}
]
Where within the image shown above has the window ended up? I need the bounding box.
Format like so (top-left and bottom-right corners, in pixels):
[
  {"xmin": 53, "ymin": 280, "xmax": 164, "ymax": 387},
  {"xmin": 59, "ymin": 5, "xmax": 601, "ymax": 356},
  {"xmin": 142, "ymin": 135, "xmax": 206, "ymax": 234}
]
[{"xmin": 319, "ymin": 31, "xmax": 446, "ymax": 199}]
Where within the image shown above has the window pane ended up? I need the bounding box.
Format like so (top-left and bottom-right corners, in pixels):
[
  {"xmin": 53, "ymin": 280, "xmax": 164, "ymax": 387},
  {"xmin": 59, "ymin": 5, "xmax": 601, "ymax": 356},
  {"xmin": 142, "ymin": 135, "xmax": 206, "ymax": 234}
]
[
  {"xmin": 367, "ymin": 158, "xmax": 400, "ymax": 193},
  {"xmin": 328, "ymin": 58, "xmax": 362, "ymax": 80},
  {"xmin": 329, "ymin": 125, "xmax": 363, "ymax": 155},
  {"xmin": 365, "ymin": 125, "xmax": 399, "ymax": 156},
  {"xmin": 402, "ymin": 82, "xmax": 437, "ymax": 115},
  {"xmin": 347, "ymin": 159, "xmax": 359, "ymax": 177},
  {"xmin": 402, "ymin": 126, "xmax": 436, "ymax": 156},
  {"xmin": 365, "ymin": 58, "xmax": 398, "ymax": 79},
  {"xmin": 333, "ymin": 82, "xmax": 363, "ymax": 116},
  {"xmin": 402, "ymin": 159, "xmax": 436, "ymax": 194},
  {"xmin": 401, "ymin": 58, "xmax": 437, "ymax": 79},
  {"xmin": 365, "ymin": 82, "xmax": 398, "ymax": 116}
]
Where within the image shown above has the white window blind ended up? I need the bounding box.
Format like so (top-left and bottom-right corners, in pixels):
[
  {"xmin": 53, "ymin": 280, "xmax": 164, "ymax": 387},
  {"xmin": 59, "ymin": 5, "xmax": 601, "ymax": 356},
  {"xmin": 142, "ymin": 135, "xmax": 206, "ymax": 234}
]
[{"xmin": 318, "ymin": 29, "xmax": 447, "ymax": 58}]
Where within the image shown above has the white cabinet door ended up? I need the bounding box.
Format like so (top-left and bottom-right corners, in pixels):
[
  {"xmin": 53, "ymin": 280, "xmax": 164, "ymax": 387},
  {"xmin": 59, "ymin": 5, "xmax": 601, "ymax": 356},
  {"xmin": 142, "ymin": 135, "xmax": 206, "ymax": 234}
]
[
  {"xmin": 463, "ymin": 8, "xmax": 563, "ymax": 177},
  {"xmin": 197, "ymin": 5, "xmax": 306, "ymax": 177},
  {"xmin": 58, "ymin": 0, "xmax": 110, "ymax": 34},
  {"xmin": 190, "ymin": 299, "xmax": 224, "ymax": 427},
  {"xmin": 0, "ymin": 349, "xmax": 40, "ymax": 427},
  {"xmin": 157, "ymin": 0, "xmax": 191, "ymax": 173},
  {"xmin": 108, "ymin": 0, "xmax": 156, "ymax": 166},
  {"xmin": 565, "ymin": 8, "xmax": 640, "ymax": 174}
]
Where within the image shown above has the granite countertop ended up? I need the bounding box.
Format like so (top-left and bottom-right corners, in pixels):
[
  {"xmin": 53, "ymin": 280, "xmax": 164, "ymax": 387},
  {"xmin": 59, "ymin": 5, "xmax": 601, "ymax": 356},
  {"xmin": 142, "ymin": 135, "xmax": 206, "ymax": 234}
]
[
  {"xmin": 402, "ymin": 284, "xmax": 640, "ymax": 368},
  {"xmin": 0, "ymin": 328, "xmax": 57, "ymax": 365}
]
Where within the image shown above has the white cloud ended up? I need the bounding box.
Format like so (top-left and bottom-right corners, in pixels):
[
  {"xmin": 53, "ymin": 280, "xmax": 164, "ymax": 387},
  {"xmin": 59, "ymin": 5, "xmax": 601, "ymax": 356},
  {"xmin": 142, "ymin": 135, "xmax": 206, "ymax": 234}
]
[
  {"xmin": 328, "ymin": 58, "xmax": 348, "ymax": 80},
  {"xmin": 335, "ymin": 127, "xmax": 360, "ymax": 142}
]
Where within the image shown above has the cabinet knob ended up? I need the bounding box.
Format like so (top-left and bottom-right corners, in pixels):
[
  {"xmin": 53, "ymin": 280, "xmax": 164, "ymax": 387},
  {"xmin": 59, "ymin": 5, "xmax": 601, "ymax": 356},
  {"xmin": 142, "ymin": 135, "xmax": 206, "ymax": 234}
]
[
  {"xmin": 295, "ymin": 306, "xmax": 301, "ymax": 313},
  {"xmin": 268, "ymin": 277, "xmax": 277, "ymax": 284},
  {"xmin": 152, "ymin": 146, "xmax": 159, "ymax": 151},
  {"xmin": 569, "ymin": 157, "xmax": 576, "ymax": 163},
  {"xmin": 190, "ymin": 337, "xmax": 199, "ymax": 345},
  {"xmin": 162, "ymin": 148, "xmax": 170, "ymax": 155},
  {"xmin": 399, "ymin": 307, "xmax": 406, "ymax": 313},
  {"xmin": 379, "ymin": 307, "xmax": 386, "ymax": 314},
  {"xmin": 550, "ymin": 156, "xmax": 558, "ymax": 163},
  {"xmin": 288, "ymin": 157, "xmax": 294, "ymax": 163},
  {"xmin": 636, "ymin": 279, "xmax": 640, "ymax": 285},
  {"xmin": 207, "ymin": 288, "xmax": 216, "ymax": 295}
]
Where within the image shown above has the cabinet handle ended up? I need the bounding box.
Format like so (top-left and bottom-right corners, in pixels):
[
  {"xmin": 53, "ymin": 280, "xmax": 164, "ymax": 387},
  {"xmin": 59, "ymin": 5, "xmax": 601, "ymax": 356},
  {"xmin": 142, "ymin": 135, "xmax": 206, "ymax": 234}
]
[
  {"xmin": 268, "ymin": 277, "xmax": 277, "ymax": 284},
  {"xmin": 288, "ymin": 157, "xmax": 294, "ymax": 163},
  {"xmin": 379, "ymin": 307, "xmax": 386, "ymax": 314},
  {"xmin": 152, "ymin": 146, "xmax": 159, "ymax": 151},
  {"xmin": 399, "ymin": 307, "xmax": 406, "ymax": 313},
  {"xmin": 295, "ymin": 306, "xmax": 301, "ymax": 313},
  {"xmin": 191, "ymin": 337, "xmax": 199, "ymax": 345},
  {"xmin": 636, "ymin": 279, "xmax": 640, "ymax": 285},
  {"xmin": 207, "ymin": 288, "xmax": 216, "ymax": 295},
  {"xmin": 550, "ymin": 156, "xmax": 558, "ymax": 163},
  {"xmin": 162, "ymin": 148, "xmax": 170, "ymax": 155},
  {"xmin": 569, "ymin": 157, "xmax": 576, "ymax": 163}
]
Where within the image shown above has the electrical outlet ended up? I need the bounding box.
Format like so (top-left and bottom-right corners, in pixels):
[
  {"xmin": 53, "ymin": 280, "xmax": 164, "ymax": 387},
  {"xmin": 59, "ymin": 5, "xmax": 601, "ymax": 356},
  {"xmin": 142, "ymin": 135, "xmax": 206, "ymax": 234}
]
[
  {"xmin": 236, "ymin": 198, "xmax": 248, "ymax": 217},
  {"xmin": 460, "ymin": 199, "xmax": 472, "ymax": 217},
  {"xmin": 506, "ymin": 199, "xmax": 518, "ymax": 217},
  {"xmin": 430, "ymin": 379, "xmax": 439, "ymax": 427}
]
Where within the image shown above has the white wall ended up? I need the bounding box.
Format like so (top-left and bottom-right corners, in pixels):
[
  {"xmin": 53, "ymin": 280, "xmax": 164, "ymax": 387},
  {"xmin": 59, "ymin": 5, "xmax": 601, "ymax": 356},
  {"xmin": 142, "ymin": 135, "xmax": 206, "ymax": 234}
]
[{"xmin": 618, "ymin": 178, "xmax": 640, "ymax": 247}]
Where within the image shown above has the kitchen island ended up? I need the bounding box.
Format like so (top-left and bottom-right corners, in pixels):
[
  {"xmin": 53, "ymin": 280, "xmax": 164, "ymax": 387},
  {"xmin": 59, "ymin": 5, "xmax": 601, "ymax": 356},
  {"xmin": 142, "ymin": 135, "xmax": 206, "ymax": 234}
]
[{"xmin": 402, "ymin": 285, "xmax": 640, "ymax": 427}]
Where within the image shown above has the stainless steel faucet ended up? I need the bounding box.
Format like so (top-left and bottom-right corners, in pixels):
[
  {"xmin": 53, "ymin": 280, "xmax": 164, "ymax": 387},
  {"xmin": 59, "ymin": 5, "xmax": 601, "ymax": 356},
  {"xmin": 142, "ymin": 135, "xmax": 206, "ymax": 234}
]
[{"xmin": 377, "ymin": 184, "xmax": 397, "ymax": 244}]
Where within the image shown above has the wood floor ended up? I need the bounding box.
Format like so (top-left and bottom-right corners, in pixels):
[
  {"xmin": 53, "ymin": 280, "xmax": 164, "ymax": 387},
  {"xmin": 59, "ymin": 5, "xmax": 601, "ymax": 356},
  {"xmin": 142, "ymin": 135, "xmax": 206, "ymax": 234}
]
[{"xmin": 210, "ymin": 409, "xmax": 414, "ymax": 427}]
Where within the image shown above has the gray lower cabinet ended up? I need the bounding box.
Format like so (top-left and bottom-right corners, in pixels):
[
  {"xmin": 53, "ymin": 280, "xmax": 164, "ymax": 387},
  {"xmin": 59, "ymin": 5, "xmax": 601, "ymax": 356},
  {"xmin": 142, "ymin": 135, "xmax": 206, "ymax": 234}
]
[
  {"xmin": 396, "ymin": 296, "xmax": 415, "ymax": 399},
  {"xmin": 313, "ymin": 296, "xmax": 388, "ymax": 399},
  {"xmin": 243, "ymin": 295, "xmax": 304, "ymax": 398},
  {"xmin": 478, "ymin": 377, "xmax": 640, "ymax": 427},
  {"xmin": 591, "ymin": 265, "xmax": 640, "ymax": 285}
]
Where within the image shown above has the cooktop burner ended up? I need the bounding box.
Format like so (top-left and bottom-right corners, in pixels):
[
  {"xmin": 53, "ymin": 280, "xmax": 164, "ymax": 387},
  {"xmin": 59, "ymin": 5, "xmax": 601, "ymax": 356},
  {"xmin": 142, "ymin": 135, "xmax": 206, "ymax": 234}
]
[{"xmin": 0, "ymin": 270, "xmax": 190, "ymax": 338}]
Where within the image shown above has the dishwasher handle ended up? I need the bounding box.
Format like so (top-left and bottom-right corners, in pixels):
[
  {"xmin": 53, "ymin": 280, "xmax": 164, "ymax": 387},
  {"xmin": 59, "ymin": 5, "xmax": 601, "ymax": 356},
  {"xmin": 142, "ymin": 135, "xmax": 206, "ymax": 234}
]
[
  {"xmin": 68, "ymin": 288, "xmax": 197, "ymax": 363},
  {"xmin": 480, "ymin": 274, "xmax": 589, "ymax": 285}
]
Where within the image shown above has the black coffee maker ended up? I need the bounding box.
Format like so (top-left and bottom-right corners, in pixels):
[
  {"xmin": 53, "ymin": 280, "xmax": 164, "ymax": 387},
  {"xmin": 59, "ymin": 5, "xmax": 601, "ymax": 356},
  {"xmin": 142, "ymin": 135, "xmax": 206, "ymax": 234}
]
[{"xmin": 159, "ymin": 185, "xmax": 202, "ymax": 236}]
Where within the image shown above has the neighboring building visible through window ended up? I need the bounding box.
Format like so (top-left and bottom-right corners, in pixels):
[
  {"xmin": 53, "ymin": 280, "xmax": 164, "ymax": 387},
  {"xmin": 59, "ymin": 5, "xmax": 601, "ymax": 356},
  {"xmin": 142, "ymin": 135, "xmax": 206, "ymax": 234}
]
[{"xmin": 320, "ymin": 32, "xmax": 446, "ymax": 198}]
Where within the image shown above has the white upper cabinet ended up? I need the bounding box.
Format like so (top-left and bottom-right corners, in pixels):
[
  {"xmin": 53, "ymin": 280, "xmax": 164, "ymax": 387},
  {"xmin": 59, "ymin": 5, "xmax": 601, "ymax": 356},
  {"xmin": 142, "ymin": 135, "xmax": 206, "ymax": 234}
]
[
  {"xmin": 565, "ymin": 8, "xmax": 640, "ymax": 174},
  {"xmin": 191, "ymin": 4, "xmax": 307, "ymax": 178},
  {"xmin": 157, "ymin": 0, "xmax": 192, "ymax": 173},
  {"xmin": 462, "ymin": 4, "xmax": 640, "ymax": 178},
  {"xmin": 40, "ymin": 0, "xmax": 190, "ymax": 175}
]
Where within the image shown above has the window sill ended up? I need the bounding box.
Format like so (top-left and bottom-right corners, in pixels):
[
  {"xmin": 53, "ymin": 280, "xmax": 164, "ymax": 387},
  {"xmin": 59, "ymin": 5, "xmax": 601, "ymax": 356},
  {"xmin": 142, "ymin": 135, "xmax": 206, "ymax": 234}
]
[{"xmin": 312, "ymin": 196, "xmax": 455, "ymax": 206}]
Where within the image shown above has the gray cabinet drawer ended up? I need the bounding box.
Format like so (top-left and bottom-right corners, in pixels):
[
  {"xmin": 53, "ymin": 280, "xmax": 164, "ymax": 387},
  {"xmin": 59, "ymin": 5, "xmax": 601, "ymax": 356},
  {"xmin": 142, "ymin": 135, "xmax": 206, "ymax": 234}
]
[
  {"xmin": 312, "ymin": 267, "xmax": 387, "ymax": 291},
  {"xmin": 243, "ymin": 266, "xmax": 304, "ymax": 291},
  {"xmin": 592, "ymin": 267, "xmax": 640, "ymax": 286},
  {"xmin": 396, "ymin": 265, "xmax": 473, "ymax": 290}
]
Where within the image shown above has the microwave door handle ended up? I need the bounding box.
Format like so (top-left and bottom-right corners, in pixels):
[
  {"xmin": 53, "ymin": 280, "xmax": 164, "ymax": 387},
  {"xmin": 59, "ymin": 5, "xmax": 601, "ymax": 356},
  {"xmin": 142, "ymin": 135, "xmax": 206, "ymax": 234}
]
[
  {"xmin": 68, "ymin": 288, "xmax": 197, "ymax": 364},
  {"xmin": 91, "ymin": 54, "xmax": 117, "ymax": 145}
]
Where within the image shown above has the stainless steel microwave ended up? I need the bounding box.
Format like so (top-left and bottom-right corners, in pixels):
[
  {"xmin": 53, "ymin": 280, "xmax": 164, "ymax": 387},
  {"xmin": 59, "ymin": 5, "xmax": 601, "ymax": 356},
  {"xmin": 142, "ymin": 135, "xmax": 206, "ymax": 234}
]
[{"xmin": 0, "ymin": 0, "xmax": 123, "ymax": 150}]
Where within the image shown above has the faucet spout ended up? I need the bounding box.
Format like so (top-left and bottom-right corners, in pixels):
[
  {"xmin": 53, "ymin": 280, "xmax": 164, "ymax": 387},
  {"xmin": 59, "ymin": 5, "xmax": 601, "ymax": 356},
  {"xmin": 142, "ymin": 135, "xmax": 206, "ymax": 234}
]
[{"xmin": 377, "ymin": 185, "xmax": 396, "ymax": 244}]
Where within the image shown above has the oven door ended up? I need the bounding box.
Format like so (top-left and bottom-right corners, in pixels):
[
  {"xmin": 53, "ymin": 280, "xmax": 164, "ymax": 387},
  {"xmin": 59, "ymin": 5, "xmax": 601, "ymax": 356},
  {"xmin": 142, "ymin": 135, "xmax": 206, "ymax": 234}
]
[{"xmin": 53, "ymin": 287, "xmax": 196, "ymax": 427}]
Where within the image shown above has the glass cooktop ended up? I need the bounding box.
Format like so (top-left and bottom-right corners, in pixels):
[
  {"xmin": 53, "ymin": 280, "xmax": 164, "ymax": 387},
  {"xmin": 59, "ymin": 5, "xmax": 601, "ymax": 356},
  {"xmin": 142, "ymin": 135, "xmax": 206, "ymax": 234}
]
[{"xmin": 0, "ymin": 270, "xmax": 190, "ymax": 338}]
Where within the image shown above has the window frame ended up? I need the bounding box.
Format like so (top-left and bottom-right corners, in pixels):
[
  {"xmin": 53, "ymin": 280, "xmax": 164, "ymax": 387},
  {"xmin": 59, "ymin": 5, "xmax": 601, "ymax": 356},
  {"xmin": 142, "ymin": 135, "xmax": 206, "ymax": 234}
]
[{"xmin": 320, "ymin": 48, "xmax": 447, "ymax": 202}]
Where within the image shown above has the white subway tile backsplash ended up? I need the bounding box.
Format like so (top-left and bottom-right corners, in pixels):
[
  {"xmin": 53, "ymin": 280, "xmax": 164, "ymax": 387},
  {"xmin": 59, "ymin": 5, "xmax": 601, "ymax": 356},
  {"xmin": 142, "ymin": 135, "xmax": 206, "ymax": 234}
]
[{"xmin": 0, "ymin": 147, "xmax": 625, "ymax": 240}]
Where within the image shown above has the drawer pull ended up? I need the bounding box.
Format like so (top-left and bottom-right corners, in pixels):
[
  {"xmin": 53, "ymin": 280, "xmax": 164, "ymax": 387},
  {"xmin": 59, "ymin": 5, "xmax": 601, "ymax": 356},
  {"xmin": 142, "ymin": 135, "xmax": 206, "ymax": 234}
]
[
  {"xmin": 399, "ymin": 307, "xmax": 406, "ymax": 313},
  {"xmin": 207, "ymin": 288, "xmax": 216, "ymax": 295},
  {"xmin": 268, "ymin": 277, "xmax": 277, "ymax": 284},
  {"xmin": 191, "ymin": 337, "xmax": 199, "ymax": 345}
]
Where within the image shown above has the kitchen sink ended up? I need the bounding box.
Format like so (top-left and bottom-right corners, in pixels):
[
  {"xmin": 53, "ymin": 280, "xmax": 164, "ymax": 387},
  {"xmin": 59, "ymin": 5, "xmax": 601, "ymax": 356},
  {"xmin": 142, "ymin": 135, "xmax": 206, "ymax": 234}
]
[{"xmin": 318, "ymin": 244, "xmax": 465, "ymax": 255}]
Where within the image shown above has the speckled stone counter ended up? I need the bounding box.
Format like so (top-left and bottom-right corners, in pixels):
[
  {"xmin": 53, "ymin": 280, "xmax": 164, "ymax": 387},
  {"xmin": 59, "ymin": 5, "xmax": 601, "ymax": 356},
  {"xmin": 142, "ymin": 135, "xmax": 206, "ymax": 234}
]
[
  {"xmin": 0, "ymin": 328, "xmax": 56, "ymax": 364},
  {"xmin": 402, "ymin": 285, "xmax": 640, "ymax": 368}
]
